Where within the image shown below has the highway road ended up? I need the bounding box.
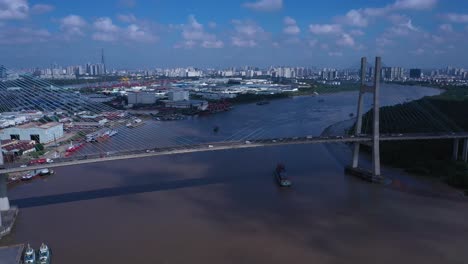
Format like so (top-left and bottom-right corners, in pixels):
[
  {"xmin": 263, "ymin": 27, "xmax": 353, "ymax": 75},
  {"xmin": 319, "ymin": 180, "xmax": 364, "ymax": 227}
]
[{"xmin": 2, "ymin": 132, "xmax": 468, "ymax": 174}]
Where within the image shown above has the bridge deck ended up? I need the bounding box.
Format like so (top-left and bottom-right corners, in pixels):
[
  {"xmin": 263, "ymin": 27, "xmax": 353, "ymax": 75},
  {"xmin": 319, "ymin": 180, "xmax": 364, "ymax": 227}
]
[{"xmin": 1, "ymin": 133, "xmax": 467, "ymax": 174}]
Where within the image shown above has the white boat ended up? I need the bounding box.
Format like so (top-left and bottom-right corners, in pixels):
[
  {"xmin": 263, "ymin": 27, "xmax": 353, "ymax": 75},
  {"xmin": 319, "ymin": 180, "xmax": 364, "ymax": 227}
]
[
  {"xmin": 23, "ymin": 244, "xmax": 36, "ymax": 264},
  {"xmin": 37, "ymin": 243, "xmax": 51, "ymax": 264},
  {"xmin": 108, "ymin": 130, "xmax": 118, "ymax": 137}
]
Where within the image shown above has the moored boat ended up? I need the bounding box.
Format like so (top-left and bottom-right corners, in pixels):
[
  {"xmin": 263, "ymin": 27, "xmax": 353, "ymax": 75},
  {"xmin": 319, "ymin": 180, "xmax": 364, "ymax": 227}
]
[
  {"xmin": 37, "ymin": 243, "xmax": 51, "ymax": 264},
  {"xmin": 21, "ymin": 171, "xmax": 39, "ymax": 181},
  {"xmin": 23, "ymin": 244, "xmax": 36, "ymax": 264}
]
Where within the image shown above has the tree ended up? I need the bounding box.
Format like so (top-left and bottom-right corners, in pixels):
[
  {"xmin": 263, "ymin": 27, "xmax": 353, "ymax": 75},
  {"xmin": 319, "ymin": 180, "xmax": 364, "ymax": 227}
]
[{"xmin": 35, "ymin": 143, "xmax": 44, "ymax": 152}]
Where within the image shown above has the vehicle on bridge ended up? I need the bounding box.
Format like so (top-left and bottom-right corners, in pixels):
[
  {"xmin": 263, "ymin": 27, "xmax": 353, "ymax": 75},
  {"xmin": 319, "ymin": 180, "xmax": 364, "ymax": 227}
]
[{"xmin": 274, "ymin": 164, "xmax": 291, "ymax": 187}]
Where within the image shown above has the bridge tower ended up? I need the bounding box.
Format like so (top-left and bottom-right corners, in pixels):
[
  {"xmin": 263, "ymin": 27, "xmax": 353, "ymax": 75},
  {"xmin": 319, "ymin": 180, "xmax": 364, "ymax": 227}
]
[{"xmin": 347, "ymin": 57, "xmax": 383, "ymax": 183}]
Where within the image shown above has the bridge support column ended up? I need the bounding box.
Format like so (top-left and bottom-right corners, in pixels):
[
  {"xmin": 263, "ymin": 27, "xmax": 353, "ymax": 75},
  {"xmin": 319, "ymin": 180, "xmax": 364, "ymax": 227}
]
[
  {"xmin": 372, "ymin": 57, "xmax": 382, "ymax": 179},
  {"xmin": 0, "ymin": 149, "xmax": 9, "ymax": 228},
  {"xmin": 352, "ymin": 57, "xmax": 366, "ymax": 168},
  {"xmin": 462, "ymin": 138, "xmax": 468, "ymax": 162},
  {"xmin": 346, "ymin": 57, "xmax": 383, "ymax": 183},
  {"xmin": 453, "ymin": 139, "xmax": 460, "ymax": 161}
]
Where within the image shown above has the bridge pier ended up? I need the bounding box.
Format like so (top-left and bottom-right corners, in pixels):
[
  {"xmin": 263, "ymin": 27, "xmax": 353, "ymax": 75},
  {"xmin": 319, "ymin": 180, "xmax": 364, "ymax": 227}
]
[
  {"xmin": 453, "ymin": 139, "xmax": 460, "ymax": 161},
  {"xmin": 462, "ymin": 138, "xmax": 468, "ymax": 162},
  {"xmin": 347, "ymin": 56, "xmax": 383, "ymax": 183},
  {"xmin": 0, "ymin": 149, "xmax": 10, "ymax": 229}
]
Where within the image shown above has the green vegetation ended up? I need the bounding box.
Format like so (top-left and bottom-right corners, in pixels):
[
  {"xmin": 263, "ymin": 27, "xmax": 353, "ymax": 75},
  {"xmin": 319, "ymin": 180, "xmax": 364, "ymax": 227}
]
[
  {"xmin": 354, "ymin": 86, "xmax": 468, "ymax": 190},
  {"xmin": 214, "ymin": 82, "xmax": 360, "ymax": 105},
  {"xmin": 35, "ymin": 143, "xmax": 44, "ymax": 152}
]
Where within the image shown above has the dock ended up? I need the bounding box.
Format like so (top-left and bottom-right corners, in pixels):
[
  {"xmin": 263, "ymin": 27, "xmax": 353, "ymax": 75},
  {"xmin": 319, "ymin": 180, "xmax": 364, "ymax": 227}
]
[
  {"xmin": 0, "ymin": 243, "xmax": 24, "ymax": 264},
  {"xmin": 0, "ymin": 207, "xmax": 19, "ymax": 240}
]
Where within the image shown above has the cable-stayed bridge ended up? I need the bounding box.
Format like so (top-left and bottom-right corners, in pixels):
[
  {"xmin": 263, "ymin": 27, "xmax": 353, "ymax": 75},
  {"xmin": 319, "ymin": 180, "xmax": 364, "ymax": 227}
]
[{"xmin": 1, "ymin": 57, "xmax": 468, "ymax": 228}]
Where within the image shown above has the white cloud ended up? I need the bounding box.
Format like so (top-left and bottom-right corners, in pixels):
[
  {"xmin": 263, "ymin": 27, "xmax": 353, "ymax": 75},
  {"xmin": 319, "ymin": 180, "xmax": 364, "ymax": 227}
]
[
  {"xmin": 338, "ymin": 0, "xmax": 436, "ymax": 27},
  {"xmin": 117, "ymin": 13, "xmax": 137, "ymax": 23},
  {"xmin": 175, "ymin": 15, "xmax": 223, "ymax": 48},
  {"xmin": 126, "ymin": 24, "xmax": 157, "ymax": 43},
  {"xmin": 243, "ymin": 0, "xmax": 282, "ymax": 12},
  {"xmin": 92, "ymin": 16, "xmax": 157, "ymax": 43},
  {"xmin": 208, "ymin": 22, "xmax": 217, "ymax": 29},
  {"xmin": 376, "ymin": 36, "xmax": 394, "ymax": 47},
  {"xmin": 309, "ymin": 24, "xmax": 341, "ymax": 34},
  {"xmin": 283, "ymin": 16, "xmax": 300, "ymax": 35},
  {"xmin": 337, "ymin": 33, "xmax": 355, "ymax": 47},
  {"xmin": 231, "ymin": 19, "xmax": 267, "ymax": 47},
  {"xmin": 31, "ymin": 4, "xmax": 54, "ymax": 15},
  {"xmin": 439, "ymin": 23, "xmax": 453, "ymax": 33},
  {"xmin": 350, "ymin": 29, "xmax": 364, "ymax": 36},
  {"xmin": 441, "ymin": 13, "xmax": 468, "ymax": 23},
  {"xmin": 410, "ymin": 48, "xmax": 425, "ymax": 55},
  {"xmin": 93, "ymin": 17, "xmax": 119, "ymax": 41},
  {"xmin": 60, "ymin": 15, "xmax": 87, "ymax": 39},
  {"xmin": 308, "ymin": 39, "xmax": 318, "ymax": 47},
  {"xmin": 0, "ymin": 26, "xmax": 50, "ymax": 44},
  {"xmin": 342, "ymin": 9, "xmax": 368, "ymax": 27},
  {"xmin": 392, "ymin": 0, "xmax": 437, "ymax": 10},
  {"xmin": 0, "ymin": 0, "xmax": 29, "ymax": 20}
]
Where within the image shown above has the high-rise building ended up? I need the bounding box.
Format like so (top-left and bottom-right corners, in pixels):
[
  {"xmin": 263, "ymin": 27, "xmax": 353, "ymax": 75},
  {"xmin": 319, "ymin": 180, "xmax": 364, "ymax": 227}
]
[
  {"xmin": 382, "ymin": 67, "xmax": 403, "ymax": 80},
  {"xmin": 101, "ymin": 48, "xmax": 106, "ymax": 75},
  {"xmin": 409, "ymin": 69, "xmax": 422, "ymax": 79}
]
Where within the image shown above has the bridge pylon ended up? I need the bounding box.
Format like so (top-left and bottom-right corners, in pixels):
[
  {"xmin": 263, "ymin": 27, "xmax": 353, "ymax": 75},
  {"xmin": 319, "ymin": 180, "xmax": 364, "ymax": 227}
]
[{"xmin": 346, "ymin": 57, "xmax": 384, "ymax": 183}]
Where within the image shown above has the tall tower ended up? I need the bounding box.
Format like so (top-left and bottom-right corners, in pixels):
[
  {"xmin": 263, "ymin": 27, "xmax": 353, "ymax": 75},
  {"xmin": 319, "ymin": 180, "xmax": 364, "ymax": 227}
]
[{"xmin": 101, "ymin": 48, "xmax": 106, "ymax": 75}]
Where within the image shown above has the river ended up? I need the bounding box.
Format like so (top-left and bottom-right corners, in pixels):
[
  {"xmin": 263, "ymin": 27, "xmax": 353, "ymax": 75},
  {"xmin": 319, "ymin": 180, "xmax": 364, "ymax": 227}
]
[{"xmin": 2, "ymin": 84, "xmax": 468, "ymax": 264}]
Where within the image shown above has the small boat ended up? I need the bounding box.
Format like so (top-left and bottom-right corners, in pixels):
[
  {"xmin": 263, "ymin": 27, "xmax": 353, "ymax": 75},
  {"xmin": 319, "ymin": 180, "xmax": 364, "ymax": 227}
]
[
  {"xmin": 318, "ymin": 99, "xmax": 325, "ymax": 103},
  {"xmin": 108, "ymin": 130, "xmax": 118, "ymax": 137},
  {"xmin": 37, "ymin": 169, "xmax": 54, "ymax": 176},
  {"xmin": 37, "ymin": 243, "xmax": 51, "ymax": 264},
  {"xmin": 21, "ymin": 171, "xmax": 39, "ymax": 181},
  {"xmin": 213, "ymin": 126, "xmax": 219, "ymax": 133},
  {"xmin": 349, "ymin": 113, "xmax": 354, "ymax": 117},
  {"xmin": 23, "ymin": 244, "xmax": 36, "ymax": 264},
  {"xmin": 274, "ymin": 164, "xmax": 292, "ymax": 187}
]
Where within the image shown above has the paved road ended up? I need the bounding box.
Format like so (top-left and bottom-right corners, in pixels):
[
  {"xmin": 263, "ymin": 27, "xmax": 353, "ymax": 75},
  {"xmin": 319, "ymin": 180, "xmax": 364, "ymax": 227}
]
[{"xmin": 2, "ymin": 132, "xmax": 468, "ymax": 174}]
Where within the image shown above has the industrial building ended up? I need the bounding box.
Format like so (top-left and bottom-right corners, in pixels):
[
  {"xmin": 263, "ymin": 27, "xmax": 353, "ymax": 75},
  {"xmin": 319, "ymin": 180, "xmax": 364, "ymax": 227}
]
[
  {"xmin": 0, "ymin": 122, "xmax": 64, "ymax": 144},
  {"xmin": 127, "ymin": 92, "xmax": 157, "ymax": 105},
  {"xmin": 164, "ymin": 100, "xmax": 208, "ymax": 110},
  {"xmin": 168, "ymin": 91, "xmax": 190, "ymax": 101}
]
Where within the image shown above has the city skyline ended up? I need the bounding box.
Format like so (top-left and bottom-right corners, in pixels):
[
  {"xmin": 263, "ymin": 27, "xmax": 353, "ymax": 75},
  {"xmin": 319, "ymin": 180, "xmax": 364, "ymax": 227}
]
[{"xmin": 1, "ymin": 0, "xmax": 468, "ymax": 68}]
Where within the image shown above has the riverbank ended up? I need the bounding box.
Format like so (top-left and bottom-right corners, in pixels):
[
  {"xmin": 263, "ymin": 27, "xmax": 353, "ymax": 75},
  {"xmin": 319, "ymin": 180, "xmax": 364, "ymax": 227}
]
[{"xmin": 322, "ymin": 118, "xmax": 467, "ymax": 200}]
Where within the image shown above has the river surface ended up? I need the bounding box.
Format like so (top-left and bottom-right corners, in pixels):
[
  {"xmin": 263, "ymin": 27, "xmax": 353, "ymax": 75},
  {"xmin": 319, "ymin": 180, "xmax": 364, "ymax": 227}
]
[{"xmin": 3, "ymin": 85, "xmax": 468, "ymax": 264}]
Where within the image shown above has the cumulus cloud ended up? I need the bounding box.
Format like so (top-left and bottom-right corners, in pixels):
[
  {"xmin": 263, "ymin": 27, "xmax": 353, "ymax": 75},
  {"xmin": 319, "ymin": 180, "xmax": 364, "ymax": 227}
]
[
  {"xmin": 92, "ymin": 17, "xmax": 157, "ymax": 43},
  {"xmin": 439, "ymin": 23, "xmax": 453, "ymax": 33},
  {"xmin": 31, "ymin": 4, "xmax": 54, "ymax": 14},
  {"xmin": 231, "ymin": 19, "xmax": 268, "ymax": 47},
  {"xmin": 337, "ymin": 33, "xmax": 355, "ymax": 47},
  {"xmin": 60, "ymin": 15, "xmax": 87, "ymax": 39},
  {"xmin": 338, "ymin": 0, "xmax": 437, "ymax": 27},
  {"xmin": 243, "ymin": 0, "xmax": 282, "ymax": 12},
  {"xmin": 0, "ymin": 0, "xmax": 29, "ymax": 20},
  {"xmin": 283, "ymin": 16, "xmax": 300, "ymax": 35},
  {"xmin": 117, "ymin": 13, "xmax": 137, "ymax": 23},
  {"xmin": 175, "ymin": 15, "xmax": 223, "ymax": 48},
  {"xmin": 0, "ymin": 26, "xmax": 50, "ymax": 44},
  {"xmin": 309, "ymin": 24, "xmax": 342, "ymax": 34},
  {"xmin": 441, "ymin": 13, "xmax": 468, "ymax": 23}
]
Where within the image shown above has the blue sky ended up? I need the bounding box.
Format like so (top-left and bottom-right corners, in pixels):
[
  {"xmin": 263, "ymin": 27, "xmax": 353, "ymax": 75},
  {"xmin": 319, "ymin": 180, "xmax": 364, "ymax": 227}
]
[{"xmin": 1, "ymin": 0, "xmax": 468, "ymax": 69}]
